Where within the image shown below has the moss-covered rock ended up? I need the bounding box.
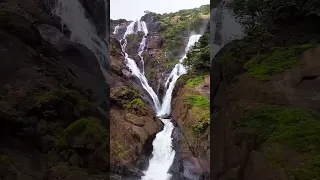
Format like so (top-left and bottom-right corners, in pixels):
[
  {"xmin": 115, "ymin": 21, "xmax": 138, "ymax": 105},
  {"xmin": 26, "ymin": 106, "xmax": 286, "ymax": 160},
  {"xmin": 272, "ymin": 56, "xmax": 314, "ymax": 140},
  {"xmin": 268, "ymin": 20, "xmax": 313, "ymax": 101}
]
[
  {"xmin": 56, "ymin": 117, "xmax": 108, "ymax": 150},
  {"xmin": 241, "ymin": 106, "xmax": 320, "ymax": 179},
  {"xmin": 244, "ymin": 44, "xmax": 316, "ymax": 81}
]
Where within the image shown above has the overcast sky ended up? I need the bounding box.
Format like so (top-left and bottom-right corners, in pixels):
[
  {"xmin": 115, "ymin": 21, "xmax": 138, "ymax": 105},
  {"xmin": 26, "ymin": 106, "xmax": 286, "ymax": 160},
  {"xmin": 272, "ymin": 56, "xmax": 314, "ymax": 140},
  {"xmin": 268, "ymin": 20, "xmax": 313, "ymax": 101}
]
[{"xmin": 110, "ymin": 0, "xmax": 209, "ymax": 21}]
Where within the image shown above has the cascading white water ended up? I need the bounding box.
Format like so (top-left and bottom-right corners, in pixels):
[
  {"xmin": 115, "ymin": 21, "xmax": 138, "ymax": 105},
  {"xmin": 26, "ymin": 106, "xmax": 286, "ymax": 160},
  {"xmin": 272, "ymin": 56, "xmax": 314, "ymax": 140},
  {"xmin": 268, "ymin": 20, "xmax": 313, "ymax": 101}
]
[
  {"xmin": 142, "ymin": 35, "xmax": 201, "ymax": 180},
  {"xmin": 115, "ymin": 17, "xmax": 201, "ymax": 179},
  {"xmin": 113, "ymin": 24, "xmax": 120, "ymax": 34},
  {"xmin": 141, "ymin": 118, "xmax": 176, "ymax": 180},
  {"xmin": 50, "ymin": 0, "xmax": 109, "ymax": 80},
  {"xmin": 157, "ymin": 35, "xmax": 201, "ymax": 117},
  {"xmin": 138, "ymin": 21, "xmax": 148, "ymax": 75},
  {"xmin": 120, "ymin": 20, "xmax": 161, "ymax": 111}
]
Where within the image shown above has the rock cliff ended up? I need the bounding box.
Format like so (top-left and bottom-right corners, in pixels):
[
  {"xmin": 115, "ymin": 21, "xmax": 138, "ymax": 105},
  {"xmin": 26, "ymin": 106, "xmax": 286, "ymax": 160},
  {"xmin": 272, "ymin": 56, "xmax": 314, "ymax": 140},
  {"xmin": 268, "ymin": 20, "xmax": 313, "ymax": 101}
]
[
  {"xmin": 210, "ymin": 1, "xmax": 320, "ymax": 179},
  {"xmin": 0, "ymin": 0, "xmax": 110, "ymax": 179}
]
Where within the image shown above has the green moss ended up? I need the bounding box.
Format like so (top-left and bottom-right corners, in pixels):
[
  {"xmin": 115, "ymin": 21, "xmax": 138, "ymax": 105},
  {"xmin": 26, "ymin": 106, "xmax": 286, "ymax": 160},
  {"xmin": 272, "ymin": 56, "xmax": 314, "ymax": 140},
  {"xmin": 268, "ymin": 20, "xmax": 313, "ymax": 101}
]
[
  {"xmin": 242, "ymin": 106, "xmax": 320, "ymax": 152},
  {"xmin": 242, "ymin": 106, "xmax": 320, "ymax": 179},
  {"xmin": 37, "ymin": 89, "xmax": 91, "ymax": 114},
  {"xmin": 292, "ymin": 155, "xmax": 320, "ymax": 180},
  {"xmin": 185, "ymin": 95, "xmax": 209, "ymax": 110},
  {"xmin": 244, "ymin": 44, "xmax": 315, "ymax": 81},
  {"xmin": 265, "ymin": 143, "xmax": 320, "ymax": 180},
  {"xmin": 186, "ymin": 76, "xmax": 206, "ymax": 88},
  {"xmin": 124, "ymin": 98, "xmax": 145, "ymax": 110},
  {"xmin": 114, "ymin": 141, "xmax": 130, "ymax": 159},
  {"xmin": 117, "ymin": 89, "xmax": 140, "ymax": 99},
  {"xmin": 185, "ymin": 94, "xmax": 210, "ymax": 134},
  {"xmin": 192, "ymin": 109, "xmax": 210, "ymax": 134},
  {"xmin": 56, "ymin": 117, "xmax": 108, "ymax": 149}
]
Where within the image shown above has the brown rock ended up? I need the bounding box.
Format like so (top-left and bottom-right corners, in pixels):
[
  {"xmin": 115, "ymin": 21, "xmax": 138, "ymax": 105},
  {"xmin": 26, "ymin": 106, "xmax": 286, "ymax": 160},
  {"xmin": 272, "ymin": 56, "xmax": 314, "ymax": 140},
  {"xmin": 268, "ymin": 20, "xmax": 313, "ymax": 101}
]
[
  {"xmin": 244, "ymin": 151, "xmax": 286, "ymax": 180},
  {"xmin": 147, "ymin": 35, "xmax": 164, "ymax": 49}
]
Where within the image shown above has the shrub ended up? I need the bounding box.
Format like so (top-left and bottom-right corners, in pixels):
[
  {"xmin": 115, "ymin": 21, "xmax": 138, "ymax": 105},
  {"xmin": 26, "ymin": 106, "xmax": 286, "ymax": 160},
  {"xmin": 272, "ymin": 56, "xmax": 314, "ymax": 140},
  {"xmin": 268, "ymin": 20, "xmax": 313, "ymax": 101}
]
[{"xmin": 124, "ymin": 98, "xmax": 145, "ymax": 110}]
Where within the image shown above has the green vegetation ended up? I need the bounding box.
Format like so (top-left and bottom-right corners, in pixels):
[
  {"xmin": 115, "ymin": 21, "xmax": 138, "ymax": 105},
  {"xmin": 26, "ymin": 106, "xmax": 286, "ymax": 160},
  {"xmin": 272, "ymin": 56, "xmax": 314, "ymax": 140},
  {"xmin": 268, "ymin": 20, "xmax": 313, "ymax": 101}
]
[
  {"xmin": 244, "ymin": 44, "xmax": 315, "ymax": 81},
  {"xmin": 57, "ymin": 117, "xmax": 108, "ymax": 149},
  {"xmin": 242, "ymin": 106, "xmax": 320, "ymax": 151},
  {"xmin": 124, "ymin": 98, "xmax": 145, "ymax": 110},
  {"xmin": 184, "ymin": 25, "xmax": 210, "ymax": 72},
  {"xmin": 37, "ymin": 89, "xmax": 92, "ymax": 114},
  {"xmin": 192, "ymin": 109, "xmax": 210, "ymax": 134},
  {"xmin": 164, "ymin": 56, "xmax": 180, "ymax": 69},
  {"xmin": 157, "ymin": 5, "xmax": 210, "ymax": 57},
  {"xmin": 241, "ymin": 106, "xmax": 320, "ymax": 179},
  {"xmin": 117, "ymin": 89, "xmax": 140, "ymax": 99},
  {"xmin": 265, "ymin": 143, "xmax": 320, "ymax": 180},
  {"xmin": 186, "ymin": 76, "xmax": 206, "ymax": 88},
  {"xmin": 185, "ymin": 95, "xmax": 210, "ymax": 109},
  {"xmin": 185, "ymin": 95, "xmax": 210, "ymax": 133},
  {"xmin": 113, "ymin": 141, "xmax": 130, "ymax": 159},
  {"xmin": 231, "ymin": 0, "xmax": 320, "ymax": 32},
  {"xmin": 146, "ymin": 68, "xmax": 155, "ymax": 80}
]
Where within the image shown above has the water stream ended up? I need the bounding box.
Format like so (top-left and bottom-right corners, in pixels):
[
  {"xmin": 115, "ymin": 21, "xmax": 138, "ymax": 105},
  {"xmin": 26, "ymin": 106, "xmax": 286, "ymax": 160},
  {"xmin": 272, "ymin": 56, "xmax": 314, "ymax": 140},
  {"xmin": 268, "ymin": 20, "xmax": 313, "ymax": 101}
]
[{"xmin": 116, "ymin": 19, "xmax": 201, "ymax": 180}]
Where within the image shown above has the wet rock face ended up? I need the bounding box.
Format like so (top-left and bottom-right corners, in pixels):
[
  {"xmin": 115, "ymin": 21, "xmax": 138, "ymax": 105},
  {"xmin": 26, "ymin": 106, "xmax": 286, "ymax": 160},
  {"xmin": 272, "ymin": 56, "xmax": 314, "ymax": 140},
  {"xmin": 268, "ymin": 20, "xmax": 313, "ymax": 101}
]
[
  {"xmin": 140, "ymin": 13, "xmax": 161, "ymax": 34},
  {"xmin": 147, "ymin": 35, "xmax": 164, "ymax": 49},
  {"xmin": 111, "ymin": 20, "xmax": 129, "ymax": 39},
  {"xmin": 78, "ymin": 0, "xmax": 107, "ymax": 37}
]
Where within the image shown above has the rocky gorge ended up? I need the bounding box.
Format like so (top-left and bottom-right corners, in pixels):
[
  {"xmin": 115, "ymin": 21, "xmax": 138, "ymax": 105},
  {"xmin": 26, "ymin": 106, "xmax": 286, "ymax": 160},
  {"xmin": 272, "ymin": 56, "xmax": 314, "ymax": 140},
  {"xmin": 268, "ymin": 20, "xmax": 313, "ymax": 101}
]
[{"xmin": 110, "ymin": 5, "xmax": 211, "ymax": 180}]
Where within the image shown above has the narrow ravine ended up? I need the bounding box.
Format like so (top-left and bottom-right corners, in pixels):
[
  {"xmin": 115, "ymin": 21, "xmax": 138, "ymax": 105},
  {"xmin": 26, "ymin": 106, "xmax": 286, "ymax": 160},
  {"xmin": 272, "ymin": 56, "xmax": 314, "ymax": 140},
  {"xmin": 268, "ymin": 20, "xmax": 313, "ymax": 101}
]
[{"xmin": 115, "ymin": 19, "xmax": 202, "ymax": 180}]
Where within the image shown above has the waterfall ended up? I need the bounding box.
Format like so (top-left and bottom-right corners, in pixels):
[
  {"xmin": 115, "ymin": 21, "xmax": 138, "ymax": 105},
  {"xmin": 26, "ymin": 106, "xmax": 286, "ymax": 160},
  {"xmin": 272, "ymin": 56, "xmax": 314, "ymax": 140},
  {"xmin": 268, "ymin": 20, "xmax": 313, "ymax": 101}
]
[
  {"xmin": 157, "ymin": 35, "xmax": 202, "ymax": 117},
  {"xmin": 114, "ymin": 12, "xmax": 202, "ymax": 179},
  {"xmin": 138, "ymin": 21, "xmax": 148, "ymax": 75},
  {"xmin": 113, "ymin": 25, "xmax": 120, "ymax": 34},
  {"xmin": 119, "ymin": 20, "xmax": 161, "ymax": 112},
  {"xmin": 143, "ymin": 35, "xmax": 201, "ymax": 180},
  {"xmin": 49, "ymin": 0, "xmax": 109, "ymax": 80}
]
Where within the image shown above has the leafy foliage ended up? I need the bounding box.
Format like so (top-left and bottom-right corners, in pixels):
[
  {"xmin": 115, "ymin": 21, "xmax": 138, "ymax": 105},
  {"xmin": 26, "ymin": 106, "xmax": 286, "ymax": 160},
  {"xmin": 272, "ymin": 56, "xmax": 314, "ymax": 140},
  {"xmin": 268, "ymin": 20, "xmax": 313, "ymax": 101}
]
[
  {"xmin": 230, "ymin": 0, "xmax": 320, "ymax": 34},
  {"xmin": 192, "ymin": 109, "xmax": 210, "ymax": 134},
  {"xmin": 183, "ymin": 26, "xmax": 210, "ymax": 72},
  {"xmin": 125, "ymin": 98, "xmax": 145, "ymax": 110},
  {"xmin": 158, "ymin": 5, "xmax": 210, "ymax": 57}
]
